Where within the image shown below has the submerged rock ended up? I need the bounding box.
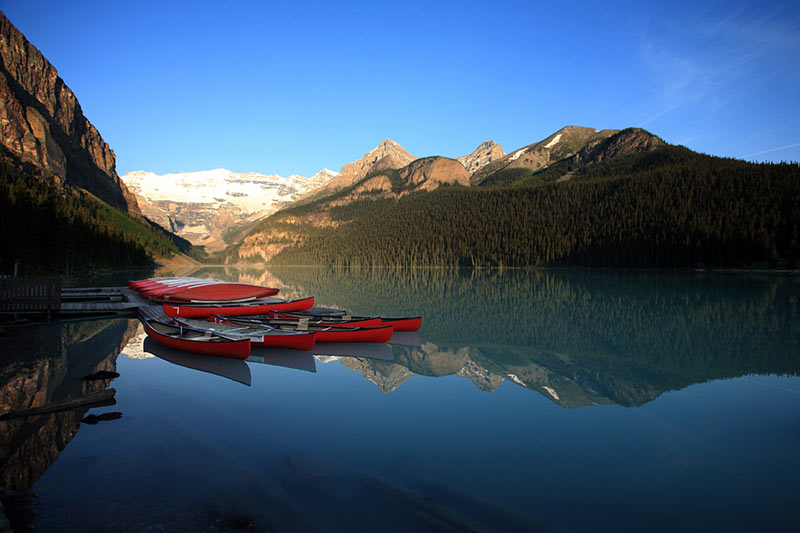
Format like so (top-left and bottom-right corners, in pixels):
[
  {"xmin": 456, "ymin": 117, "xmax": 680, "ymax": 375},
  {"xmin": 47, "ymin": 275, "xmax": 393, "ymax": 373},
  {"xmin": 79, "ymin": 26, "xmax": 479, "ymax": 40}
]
[
  {"xmin": 83, "ymin": 370, "xmax": 120, "ymax": 381},
  {"xmin": 81, "ymin": 412, "xmax": 122, "ymax": 425}
]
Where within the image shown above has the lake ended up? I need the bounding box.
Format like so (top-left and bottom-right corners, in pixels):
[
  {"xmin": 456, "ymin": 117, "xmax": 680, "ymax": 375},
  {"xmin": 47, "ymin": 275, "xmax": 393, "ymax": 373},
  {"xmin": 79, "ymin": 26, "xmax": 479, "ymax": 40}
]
[{"xmin": 1, "ymin": 267, "xmax": 798, "ymax": 532}]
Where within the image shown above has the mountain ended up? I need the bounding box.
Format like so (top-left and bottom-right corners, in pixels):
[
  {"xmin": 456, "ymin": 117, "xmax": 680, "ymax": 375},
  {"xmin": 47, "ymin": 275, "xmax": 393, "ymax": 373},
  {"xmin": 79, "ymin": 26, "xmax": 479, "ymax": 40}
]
[
  {"xmin": 224, "ymin": 126, "xmax": 665, "ymax": 265},
  {"xmin": 0, "ymin": 11, "xmax": 139, "ymax": 216},
  {"xmin": 571, "ymin": 127, "xmax": 666, "ymax": 164},
  {"xmin": 472, "ymin": 125, "xmax": 619, "ymax": 186},
  {"xmin": 395, "ymin": 156, "xmax": 469, "ymax": 191},
  {"xmin": 0, "ymin": 11, "xmax": 194, "ymax": 274},
  {"xmin": 298, "ymin": 139, "xmax": 416, "ymax": 204},
  {"xmin": 476, "ymin": 127, "xmax": 667, "ymax": 188},
  {"xmin": 456, "ymin": 140, "xmax": 505, "ymax": 174},
  {"xmin": 227, "ymin": 153, "xmax": 470, "ymax": 263},
  {"xmin": 244, "ymin": 127, "xmax": 799, "ymax": 268},
  {"xmin": 337, "ymin": 156, "xmax": 469, "ymax": 201},
  {"xmin": 121, "ymin": 168, "xmax": 337, "ymax": 251}
]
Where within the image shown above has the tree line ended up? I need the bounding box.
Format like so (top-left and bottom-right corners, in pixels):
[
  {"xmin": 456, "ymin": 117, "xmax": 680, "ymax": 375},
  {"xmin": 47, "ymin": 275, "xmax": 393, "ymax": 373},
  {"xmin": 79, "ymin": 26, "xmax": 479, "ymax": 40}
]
[{"xmin": 0, "ymin": 159, "xmax": 184, "ymax": 275}]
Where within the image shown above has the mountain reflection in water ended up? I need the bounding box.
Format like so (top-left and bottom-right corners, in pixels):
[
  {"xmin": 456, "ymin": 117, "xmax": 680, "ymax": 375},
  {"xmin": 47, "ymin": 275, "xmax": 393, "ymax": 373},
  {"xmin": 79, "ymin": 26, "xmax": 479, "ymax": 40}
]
[
  {"xmin": 192, "ymin": 266, "xmax": 800, "ymax": 406},
  {"xmin": 0, "ymin": 318, "xmax": 136, "ymax": 529}
]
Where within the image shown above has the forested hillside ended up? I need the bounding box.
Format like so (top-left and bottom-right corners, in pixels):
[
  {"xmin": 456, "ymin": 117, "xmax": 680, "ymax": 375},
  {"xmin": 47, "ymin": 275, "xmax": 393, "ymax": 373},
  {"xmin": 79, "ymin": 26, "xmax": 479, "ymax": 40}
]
[
  {"xmin": 254, "ymin": 144, "xmax": 799, "ymax": 268},
  {"xmin": 0, "ymin": 158, "xmax": 193, "ymax": 275}
]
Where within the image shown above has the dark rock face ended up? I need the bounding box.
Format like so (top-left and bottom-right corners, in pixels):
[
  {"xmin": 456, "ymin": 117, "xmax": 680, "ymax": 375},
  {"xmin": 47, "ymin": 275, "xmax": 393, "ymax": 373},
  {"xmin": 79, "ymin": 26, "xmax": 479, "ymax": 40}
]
[
  {"xmin": 457, "ymin": 139, "xmax": 505, "ymax": 175},
  {"xmin": 0, "ymin": 11, "xmax": 140, "ymax": 216},
  {"xmin": 574, "ymin": 127, "xmax": 666, "ymax": 165}
]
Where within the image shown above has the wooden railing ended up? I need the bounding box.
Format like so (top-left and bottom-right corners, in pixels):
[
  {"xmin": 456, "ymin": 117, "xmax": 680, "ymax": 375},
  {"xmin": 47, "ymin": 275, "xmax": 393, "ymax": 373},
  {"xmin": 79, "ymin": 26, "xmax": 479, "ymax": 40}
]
[{"xmin": 0, "ymin": 277, "xmax": 61, "ymax": 314}]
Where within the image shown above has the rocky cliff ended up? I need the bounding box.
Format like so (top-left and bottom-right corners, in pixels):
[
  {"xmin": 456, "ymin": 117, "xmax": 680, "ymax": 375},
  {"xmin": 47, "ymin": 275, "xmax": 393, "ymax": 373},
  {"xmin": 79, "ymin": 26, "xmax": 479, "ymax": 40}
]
[
  {"xmin": 457, "ymin": 140, "xmax": 505, "ymax": 174},
  {"xmin": 298, "ymin": 139, "xmax": 416, "ymax": 204},
  {"xmin": 0, "ymin": 11, "xmax": 140, "ymax": 215}
]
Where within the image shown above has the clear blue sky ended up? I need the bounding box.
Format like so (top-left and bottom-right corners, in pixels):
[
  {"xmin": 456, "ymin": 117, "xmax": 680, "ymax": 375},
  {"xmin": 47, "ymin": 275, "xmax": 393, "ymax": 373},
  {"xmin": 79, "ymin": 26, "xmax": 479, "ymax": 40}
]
[{"xmin": 2, "ymin": 0, "xmax": 798, "ymax": 177}]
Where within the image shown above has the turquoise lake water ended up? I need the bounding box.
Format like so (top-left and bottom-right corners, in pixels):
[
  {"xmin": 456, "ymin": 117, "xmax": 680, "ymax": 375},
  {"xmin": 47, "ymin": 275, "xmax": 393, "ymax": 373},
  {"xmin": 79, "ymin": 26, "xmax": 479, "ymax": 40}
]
[{"xmin": 1, "ymin": 267, "xmax": 798, "ymax": 531}]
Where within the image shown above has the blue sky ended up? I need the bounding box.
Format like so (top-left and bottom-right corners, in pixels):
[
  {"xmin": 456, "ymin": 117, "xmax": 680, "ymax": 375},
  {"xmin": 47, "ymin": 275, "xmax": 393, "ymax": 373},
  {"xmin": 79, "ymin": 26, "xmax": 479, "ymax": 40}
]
[{"xmin": 1, "ymin": 0, "xmax": 798, "ymax": 177}]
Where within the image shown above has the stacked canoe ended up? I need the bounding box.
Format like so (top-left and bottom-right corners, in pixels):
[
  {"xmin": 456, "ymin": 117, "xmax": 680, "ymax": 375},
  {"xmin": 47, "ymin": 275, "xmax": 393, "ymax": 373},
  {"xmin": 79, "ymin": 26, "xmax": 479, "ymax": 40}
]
[{"xmin": 132, "ymin": 277, "xmax": 421, "ymax": 359}]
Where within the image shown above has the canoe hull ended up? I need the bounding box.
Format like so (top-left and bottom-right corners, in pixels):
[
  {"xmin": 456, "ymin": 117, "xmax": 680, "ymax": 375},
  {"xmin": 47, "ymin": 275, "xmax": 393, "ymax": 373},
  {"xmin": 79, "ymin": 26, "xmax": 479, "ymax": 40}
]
[
  {"xmin": 163, "ymin": 297, "xmax": 315, "ymax": 319},
  {"xmin": 215, "ymin": 316, "xmax": 390, "ymax": 344},
  {"xmin": 274, "ymin": 310, "xmax": 422, "ymax": 332},
  {"xmin": 251, "ymin": 332, "xmax": 316, "ymax": 351},
  {"xmin": 380, "ymin": 317, "xmax": 422, "ymax": 332},
  {"xmin": 314, "ymin": 325, "xmax": 393, "ymax": 343},
  {"xmin": 142, "ymin": 319, "xmax": 251, "ymax": 360}
]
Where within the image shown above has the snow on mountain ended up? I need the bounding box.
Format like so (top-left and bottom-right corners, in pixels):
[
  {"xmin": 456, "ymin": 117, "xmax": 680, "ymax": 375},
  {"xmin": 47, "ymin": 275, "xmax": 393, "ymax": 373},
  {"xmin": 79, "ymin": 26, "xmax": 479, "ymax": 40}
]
[
  {"xmin": 122, "ymin": 168, "xmax": 336, "ymax": 215},
  {"xmin": 121, "ymin": 168, "xmax": 337, "ymax": 251}
]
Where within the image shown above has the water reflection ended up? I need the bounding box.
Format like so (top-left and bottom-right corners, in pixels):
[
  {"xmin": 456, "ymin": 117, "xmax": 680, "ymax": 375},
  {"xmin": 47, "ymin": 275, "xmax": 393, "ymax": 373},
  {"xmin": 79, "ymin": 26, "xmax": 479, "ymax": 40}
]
[
  {"xmin": 192, "ymin": 266, "xmax": 800, "ymax": 406},
  {"xmin": 0, "ymin": 318, "xmax": 137, "ymax": 528},
  {"xmin": 1, "ymin": 268, "xmax": 797, "ymax": 531},
  {"xmin": 144, "ymin": 337, "xmax": 253, "ymax": 386}
]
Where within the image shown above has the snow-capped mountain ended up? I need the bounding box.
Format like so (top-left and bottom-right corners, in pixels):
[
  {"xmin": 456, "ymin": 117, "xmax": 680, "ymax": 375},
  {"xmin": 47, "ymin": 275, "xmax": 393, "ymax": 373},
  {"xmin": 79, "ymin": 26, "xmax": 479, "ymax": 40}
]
[{"xmin": 121, "ymin": 168, "xmax": 337, "ymax": 251}]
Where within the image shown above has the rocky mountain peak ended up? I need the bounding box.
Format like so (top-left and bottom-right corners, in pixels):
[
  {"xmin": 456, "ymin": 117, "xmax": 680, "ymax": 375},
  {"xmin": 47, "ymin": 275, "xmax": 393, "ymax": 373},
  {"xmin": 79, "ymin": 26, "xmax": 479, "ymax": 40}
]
[
  {"xmin": 457, "ymin": 139, "xmax": 505, "ymax": 175},
  {"xmin": 297, "ymin": 138, "xmax": 416, "ymax": 204},
  {"xmin": 573, "ymin": 128, "xmax": 665, "ymax": 165},
  {"xmin": 476, "ymin": 140, "xmax": 499, "ymax": 151},
  {"xmin": 361, "ymin": 138, "xmax": 414, "ymax": 166},
  {"xmin": 311, "ymin": 168, "xmax": 339, "ymax": 180}
]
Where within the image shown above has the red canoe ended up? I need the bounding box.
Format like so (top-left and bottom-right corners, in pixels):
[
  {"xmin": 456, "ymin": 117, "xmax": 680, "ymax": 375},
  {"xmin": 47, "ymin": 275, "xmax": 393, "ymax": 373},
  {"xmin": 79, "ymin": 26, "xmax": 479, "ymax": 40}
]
[
  {"xmin": 278, "ymin": 310, "xmax": 422, "ymax": 332},
  {"xmin": 241, "ymin": 313, "xmax": 384, "ymax": 329},
  {"xmin": 289, "ymin": 324, "xmax": 392, "ymax": 343},
  {"xmin": 220, "ymin": 316, "xmax": 393, "ymax": 343},
  {"xmin": 380, "ymin": 317, "xmax": 422, "ymax": 332},
  {"xmin": 157, "ymin": 283, "xmax": 280, "ymax": 302},
  {"xmin": 131, "ymin": 277, "xmax": 280, "ymax": 302},
  {"xmin": 132, "ymin": 277, "xmax": 206, "ymax": 293},
  {"xmin": 141, "ymin": 317, "xmax": 251, "ymax": 360},
  {"xmin": 175, "ymin": 317, "xmax": 316, "ymax": 351},
  {"xmin": 163, "ymin": 296, "xmax": 315, "ymax": 319}
]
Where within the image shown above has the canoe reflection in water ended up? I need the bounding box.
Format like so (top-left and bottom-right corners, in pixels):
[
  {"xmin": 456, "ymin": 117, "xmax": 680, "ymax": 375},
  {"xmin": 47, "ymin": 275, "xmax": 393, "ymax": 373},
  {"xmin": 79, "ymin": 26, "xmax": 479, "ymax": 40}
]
[
  {"xmin": 144, "ymin": 336, "xmax": 397, "ymax": 385},
  {"xmin": 143, "ymin": 337, "xmax": 253, "ymax": 386},
  {"xmin": 249, "ymin": 347, "xmax": 317, "ymax": 373}
]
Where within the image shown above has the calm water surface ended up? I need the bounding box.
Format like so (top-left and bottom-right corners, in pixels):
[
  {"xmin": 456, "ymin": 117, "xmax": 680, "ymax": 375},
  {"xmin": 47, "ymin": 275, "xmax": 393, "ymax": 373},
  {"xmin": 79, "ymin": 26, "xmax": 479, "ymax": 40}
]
[{"xmin": 1, "ymin": 268, "xmax": 798, "ymax": 532}]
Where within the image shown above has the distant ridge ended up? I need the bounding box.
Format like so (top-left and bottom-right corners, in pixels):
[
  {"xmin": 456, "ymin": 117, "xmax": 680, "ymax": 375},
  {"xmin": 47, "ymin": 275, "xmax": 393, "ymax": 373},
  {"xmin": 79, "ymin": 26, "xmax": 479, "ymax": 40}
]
[
  {"xmin": 120, "ymin": 167, "xmax": 338, "ymax": 251},
  {"xmin": 226, "ymin": 125, "xmax": 800, "ymax": 269},
  {"xmin": 472, "ymin": 126, "xmax": 620, "ymax": 185}
]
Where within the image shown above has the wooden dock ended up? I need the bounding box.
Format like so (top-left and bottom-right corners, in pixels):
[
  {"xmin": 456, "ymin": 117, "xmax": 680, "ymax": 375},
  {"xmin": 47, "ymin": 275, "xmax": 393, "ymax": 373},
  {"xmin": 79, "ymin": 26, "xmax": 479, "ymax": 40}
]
[
  {"xmin": 1, "ymin": 280, "xmax": 153, "ymax": 318},
  {"xmin": 58, "ymin": 287, "xmax": 148, "ymax": 316},
  {"xmin": 0, "ymin": 277, "xmax": 60, "ymax": 314}
]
